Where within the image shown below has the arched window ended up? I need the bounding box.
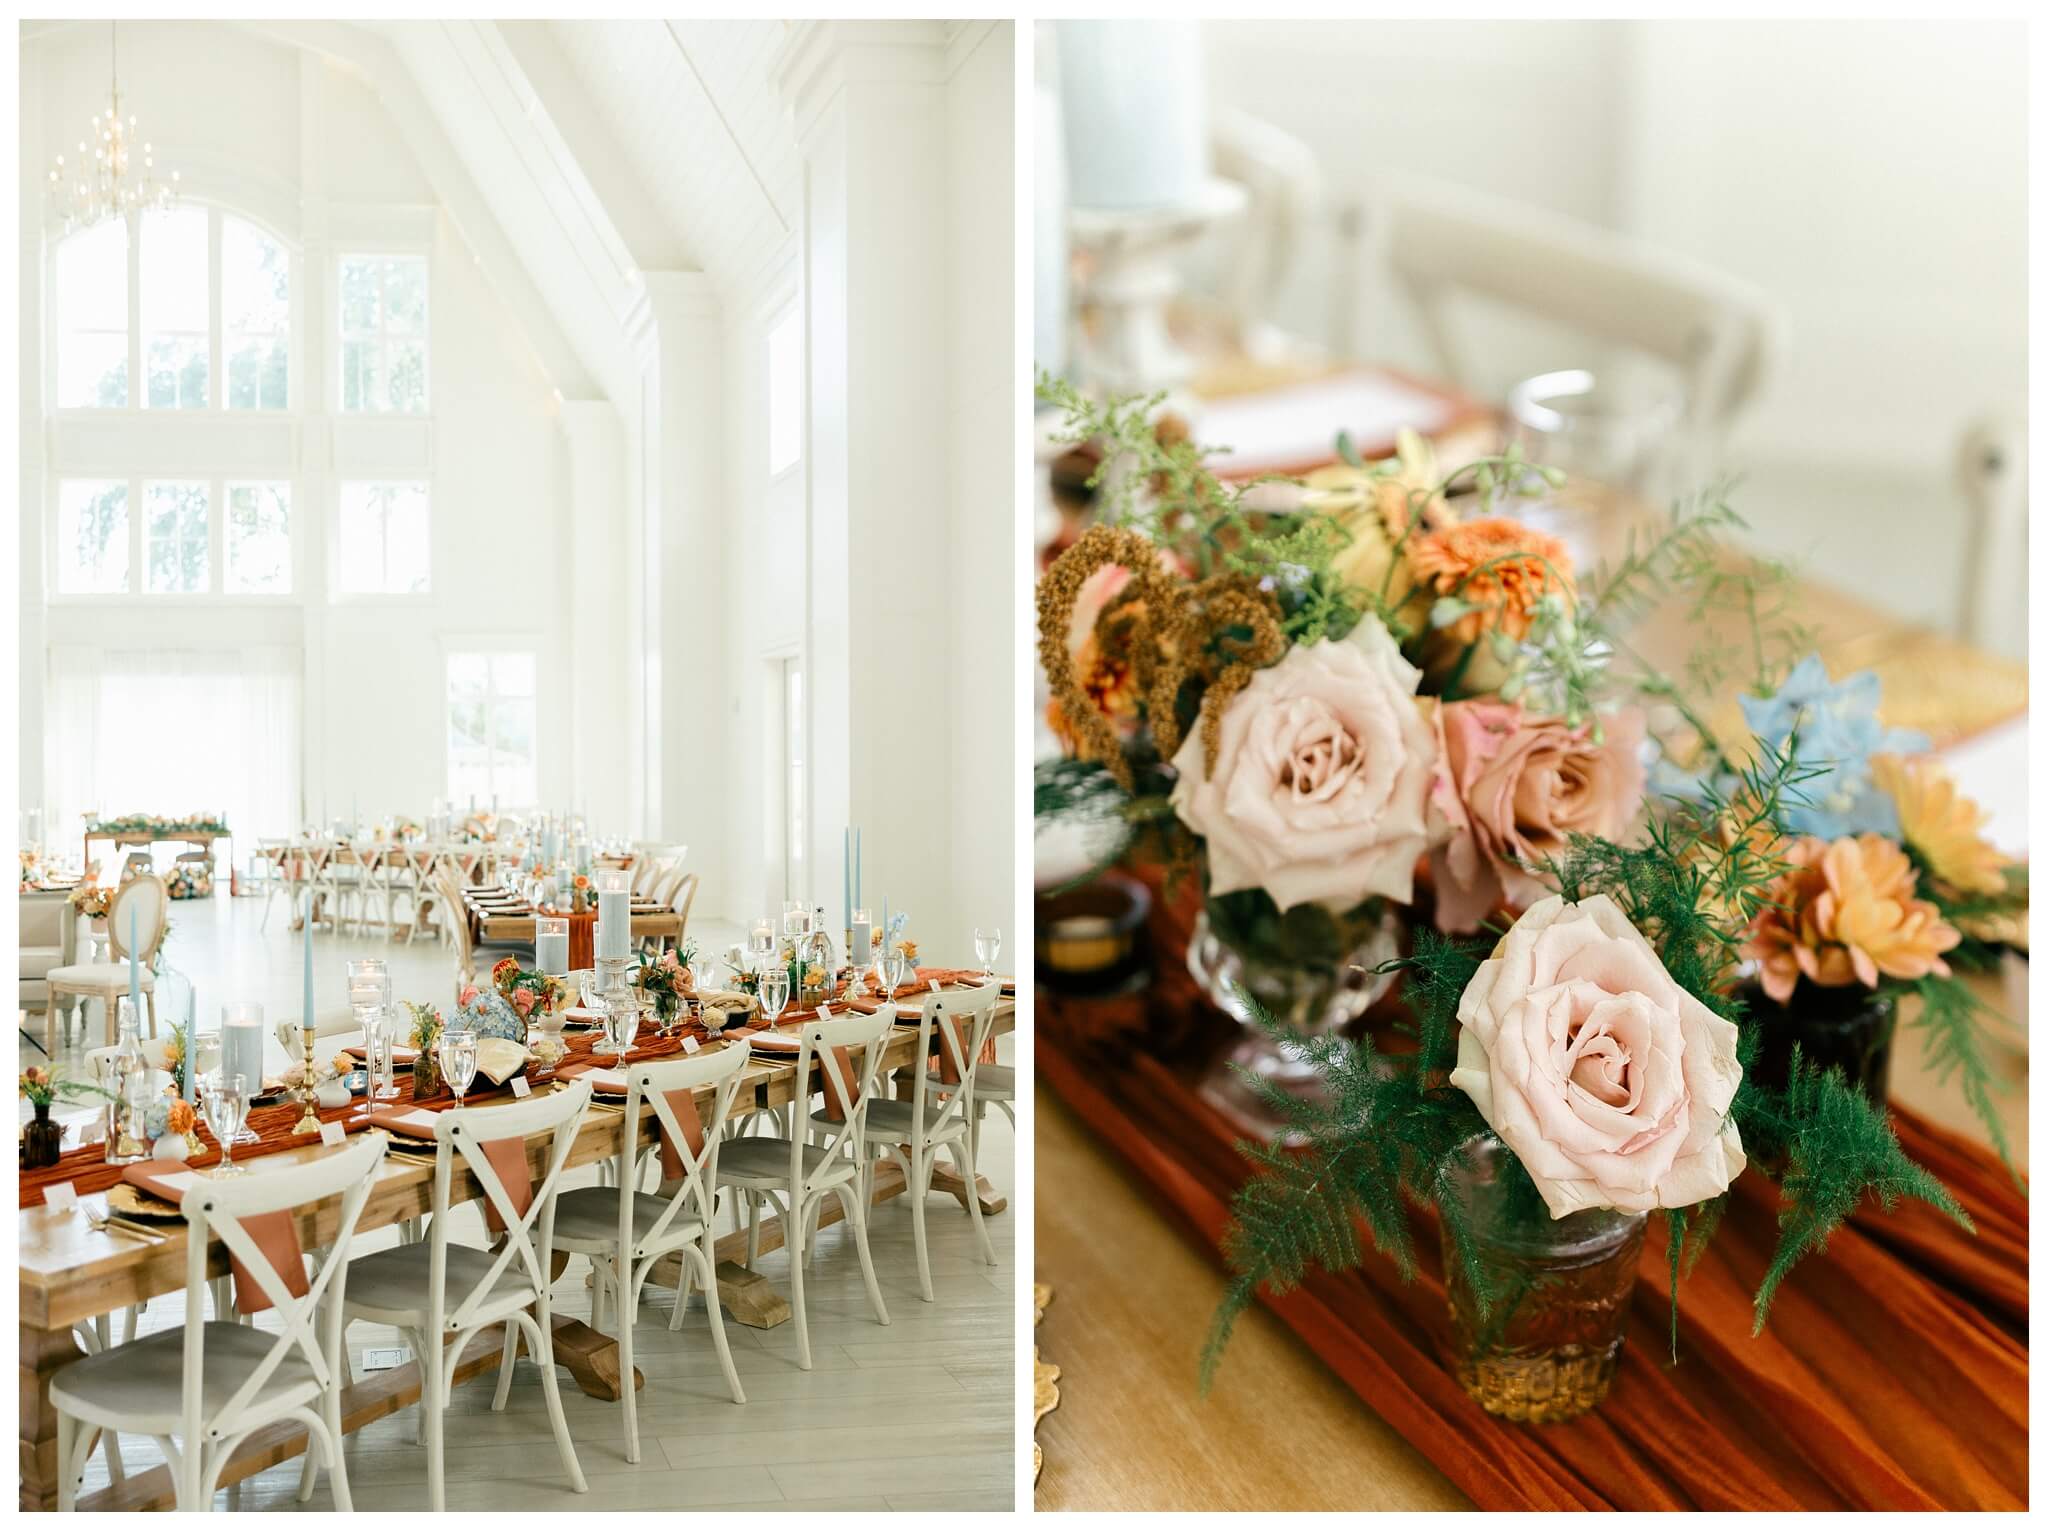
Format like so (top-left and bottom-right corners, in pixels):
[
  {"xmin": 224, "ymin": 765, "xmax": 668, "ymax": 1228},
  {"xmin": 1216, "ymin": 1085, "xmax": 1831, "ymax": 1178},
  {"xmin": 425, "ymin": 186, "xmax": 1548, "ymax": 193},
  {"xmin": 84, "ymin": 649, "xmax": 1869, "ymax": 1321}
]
[{"xmin": 51, "ymin": 203, "xmax": 294, "ymax": 413}]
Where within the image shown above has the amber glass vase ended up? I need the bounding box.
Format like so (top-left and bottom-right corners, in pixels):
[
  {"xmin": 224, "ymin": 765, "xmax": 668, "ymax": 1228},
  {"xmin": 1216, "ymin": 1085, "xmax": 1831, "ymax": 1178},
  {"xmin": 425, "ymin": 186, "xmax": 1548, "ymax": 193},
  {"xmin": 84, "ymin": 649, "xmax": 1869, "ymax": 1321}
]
[
  {"xmin": 22, "ymin": 1102, "xmax": 63, "ymax": 1169},
  {"xmin": 1439, "ymin": 1136, "xmax": 1647, "ymax": 1423}
]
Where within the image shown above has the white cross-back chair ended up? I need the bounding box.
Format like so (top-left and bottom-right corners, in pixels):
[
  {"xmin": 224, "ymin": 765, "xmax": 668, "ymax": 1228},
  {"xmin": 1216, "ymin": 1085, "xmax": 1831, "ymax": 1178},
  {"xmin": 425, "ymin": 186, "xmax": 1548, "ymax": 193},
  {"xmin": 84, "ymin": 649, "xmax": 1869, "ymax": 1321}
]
[
  {"xmin": 724, "ymin": 1009, "xmax": 894, "ymax": 1370},
  {"xmin": 47, "ymin": 873, "xmax": 168, "ymax": 1045},
  {"xmin": 52, "ymin": 1134, "xmax": 389, "ymax": 1511},
  {"xmin": 334, "ymin": 1081, "xmax": 592, "ymax": 1511},
  {"xmin": 814, "ymin": 983, "xmax": 1000, "ymax": 1302},
  {"xmin": 1345, "ymin": 173, "xmax": 1771, "ymax": 497},
  {"xmin": 552, "ymin": 1044, "xmax": 752, "ymax": 1463}
]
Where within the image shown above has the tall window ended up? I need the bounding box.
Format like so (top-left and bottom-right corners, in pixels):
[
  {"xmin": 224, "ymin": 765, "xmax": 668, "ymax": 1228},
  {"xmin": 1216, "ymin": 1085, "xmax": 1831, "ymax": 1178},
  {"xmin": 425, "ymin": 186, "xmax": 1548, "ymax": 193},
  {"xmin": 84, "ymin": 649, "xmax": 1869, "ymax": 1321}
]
[
  {"xmin": 446, "ymin": 653, "xmax": 537, "ymax": 808},
  {"xmin": 782, "ymin": 657, "xmax": 805, "ymax": 899},
  {"xmin": 145, "ymin": 481, "xmax": 209, "ymax": 593},
  {"xmin": 51, "ymin": 204, "xmax": 293, "ymax": 412},
  {"xmin": 56, "ymin": 480, "xmax": 129, "ymax": 593},
  {"xmin": 222, "ymin": 217, "xmax": 290, "ymax": 410},
  {"xmin": 54, "ymin": 219, "xmax": 129, "ymax": 407},
  {"xmin": 337, "ymin": 481, "xmax": 430, "ymax": 595},
  {"xmin": 225, "ymin": 483, "xmax": 291, "ymax": 593},
  {"xmin": 767, "ymin": 305, "xmax": 802, "ymax": 476},
  {"xmin": 338, "ymin": 255, "xmax": 428, "ymax": 413},
  {"xmin": 141, "ymin": 207, "xmax": 209, "ymax": 409}
]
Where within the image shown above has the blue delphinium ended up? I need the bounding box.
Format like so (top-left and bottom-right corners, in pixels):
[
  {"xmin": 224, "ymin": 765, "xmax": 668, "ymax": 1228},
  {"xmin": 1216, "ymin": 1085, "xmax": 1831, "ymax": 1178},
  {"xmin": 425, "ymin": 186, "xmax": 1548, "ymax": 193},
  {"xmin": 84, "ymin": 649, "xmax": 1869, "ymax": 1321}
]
[{"xmin": 1737, "ymin": 654, "xmax": 1927, "ymax": 838}]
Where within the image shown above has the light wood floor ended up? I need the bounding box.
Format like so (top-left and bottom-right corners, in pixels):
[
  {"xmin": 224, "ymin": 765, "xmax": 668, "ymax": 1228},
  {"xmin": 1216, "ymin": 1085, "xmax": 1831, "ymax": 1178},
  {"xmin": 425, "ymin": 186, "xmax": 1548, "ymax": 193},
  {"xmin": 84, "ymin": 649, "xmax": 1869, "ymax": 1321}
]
[{"xmin": 38, "ymin": 887, "xmax": 1016, "ymax": 1512}]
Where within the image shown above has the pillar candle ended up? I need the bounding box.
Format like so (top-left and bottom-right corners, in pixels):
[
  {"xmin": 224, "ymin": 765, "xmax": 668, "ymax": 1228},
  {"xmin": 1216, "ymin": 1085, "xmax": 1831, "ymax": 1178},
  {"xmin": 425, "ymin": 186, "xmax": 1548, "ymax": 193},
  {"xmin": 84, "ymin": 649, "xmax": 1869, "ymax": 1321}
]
[
  {"xmin": 597, "ymin": 872, "xmax": 630, "ymax": 961},
  {"xmin": 223, "ymin": 1018, "xmax": 264, "ymax": 1094},
  {"xmin": 302, "ymin": 909, "xmax": 314, "ymax": 1033},
  {"xmin": 536, "ymin": 919, "xmax": 570, "ymax": 976}
]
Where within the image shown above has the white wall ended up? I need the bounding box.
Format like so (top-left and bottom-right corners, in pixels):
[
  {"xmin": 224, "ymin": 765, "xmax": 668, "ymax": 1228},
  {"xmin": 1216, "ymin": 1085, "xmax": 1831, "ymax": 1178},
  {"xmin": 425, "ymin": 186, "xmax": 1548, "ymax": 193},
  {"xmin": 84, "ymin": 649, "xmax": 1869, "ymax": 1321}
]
[
  {"xmin": 1197, "ymin": 19, "xmax": 2028, "ymax": 653},
  {"xmin": 20, "ymin": 23, "xmax": 591, "ymax": 840},
  {"xmin": 944, "ymin": 23, "xmax": 1020, "ymax": 963}
]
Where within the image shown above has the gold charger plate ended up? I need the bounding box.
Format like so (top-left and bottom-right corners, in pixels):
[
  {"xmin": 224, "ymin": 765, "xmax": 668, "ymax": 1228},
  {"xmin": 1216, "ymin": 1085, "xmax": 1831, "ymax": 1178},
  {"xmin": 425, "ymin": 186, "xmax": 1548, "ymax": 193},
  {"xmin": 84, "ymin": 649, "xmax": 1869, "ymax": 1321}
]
[{"xmin": 107, "ymin": 1181, "xmax": 187, "ymax": 1220}]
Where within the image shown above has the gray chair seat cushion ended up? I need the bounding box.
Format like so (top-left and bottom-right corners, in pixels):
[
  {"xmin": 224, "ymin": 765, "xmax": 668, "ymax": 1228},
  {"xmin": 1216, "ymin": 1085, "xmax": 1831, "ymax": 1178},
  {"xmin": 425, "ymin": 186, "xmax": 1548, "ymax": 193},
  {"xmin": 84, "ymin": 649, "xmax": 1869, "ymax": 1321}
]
[
  {"xmin": 814, "ymin": 1095, "xmax": 960, "ymax": 1142},
  {"xmin": 718, "ymin": 1136, "xmax": 855, "ymax": 1188},
  {"xmin": 973, "ymin": 1064, "xmax": 1014, "ymax": 1098},
  {"xmin": 50, "ymin": 1321, "xmax": 320, "ymax": 1432},
  {"xmin": 342, "ymin": 1240, "xmax": 535, "ymax": 1323},
  {"xmin": 551, "ymin": 1186, "xmax": 704, "ymax": 1252}
]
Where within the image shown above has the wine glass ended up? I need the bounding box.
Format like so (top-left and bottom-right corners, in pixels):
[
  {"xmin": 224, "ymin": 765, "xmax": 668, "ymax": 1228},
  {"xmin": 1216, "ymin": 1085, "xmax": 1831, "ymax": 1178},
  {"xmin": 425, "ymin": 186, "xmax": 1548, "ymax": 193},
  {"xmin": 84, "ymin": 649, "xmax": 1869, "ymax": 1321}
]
[
  {"xmin": 759, "ymin": 967, "xmax": 791, "ymax": 1028},
  {"xmin": 202, "ymin": 1074, "xmax": 251, "ymax": 1176},
  {"xmin": 439, "ymin": 1029, "xmax": 479, "ymax": 1109},
  {"xmin": 604, "ymin": 992, "xmax": 641, "ymax": 1062},
  {"xmin": 193, "ymin": 1030, "xmax": 223, "ymax": 1090},
  {"xmin": 974, "ymin": 926, "xmax": 1002, "ymax": 978}
]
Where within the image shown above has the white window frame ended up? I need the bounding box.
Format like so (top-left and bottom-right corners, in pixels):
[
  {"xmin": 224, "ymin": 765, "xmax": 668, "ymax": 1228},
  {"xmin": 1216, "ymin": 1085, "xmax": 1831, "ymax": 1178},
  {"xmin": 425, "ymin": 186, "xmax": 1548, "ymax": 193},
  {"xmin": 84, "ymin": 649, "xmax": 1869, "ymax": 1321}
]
[
  {"xmin": 47, "ymin": 200, "xmax": 299, "ymax": 419},
  {"xmin": 221, "ymin": 479, "xmax": 295, "ymax": 596},
  {"xmin": 48, "ymin": 471, "xmax": 299, "ymax": 605},
  {"xmin": 443, "ymin": 646, "xmax": 540, "ymax": 810},
  {"xmin": 219, "ymin": 213, "xmax": 293, "ymax": 413},
  {"xmin": 334, "ymin": 250, "xmax": 431, "ymax": 415}
]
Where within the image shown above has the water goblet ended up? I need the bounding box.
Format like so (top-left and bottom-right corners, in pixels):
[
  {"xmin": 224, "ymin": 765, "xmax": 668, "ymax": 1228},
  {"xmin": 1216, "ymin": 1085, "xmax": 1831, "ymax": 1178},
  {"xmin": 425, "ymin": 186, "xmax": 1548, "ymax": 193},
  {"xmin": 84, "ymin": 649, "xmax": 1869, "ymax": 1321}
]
[
  {"xmin": 602, "ymin": 991, "xmax": 641, "ymax": 1062},
  {"xmin": 759, "ymin": 967, "xmax": 791, "ymax": 1027},
  {"xmin": 439, "ymin": 1029, "xmax": 479, "ymax": 1109},
  {"xmin": 974, "ymin": 926, "xmax": 1002, "ymax": 978},
  {"xmin": 202, "ymin": 1074, "xmax": 251, "ymax": 1176}
]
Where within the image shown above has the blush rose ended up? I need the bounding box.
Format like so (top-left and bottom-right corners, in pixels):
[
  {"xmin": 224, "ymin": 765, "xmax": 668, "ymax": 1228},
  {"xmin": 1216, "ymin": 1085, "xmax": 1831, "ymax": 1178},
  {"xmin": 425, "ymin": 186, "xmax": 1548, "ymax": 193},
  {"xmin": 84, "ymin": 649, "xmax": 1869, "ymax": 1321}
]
[
  {"xmin": 1169, "ymin": 616, "xmax": 1438, "ymax": 913},
  {"xmin": 1449, "ymin": 893, "xmax": 1746, "ymax": 1218},
  {"xmin": 1428, "ymin": 702, "xmax": 1647, "ymax": 934}
]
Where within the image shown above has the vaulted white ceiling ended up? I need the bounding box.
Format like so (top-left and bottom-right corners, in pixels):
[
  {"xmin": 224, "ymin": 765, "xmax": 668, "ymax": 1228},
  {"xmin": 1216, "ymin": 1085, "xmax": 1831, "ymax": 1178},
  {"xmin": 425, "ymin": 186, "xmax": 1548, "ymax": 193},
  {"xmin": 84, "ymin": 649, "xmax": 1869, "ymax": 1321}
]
[{"xmin": 542, "ymin": 21, "xmax": 803, "ymax": 310}]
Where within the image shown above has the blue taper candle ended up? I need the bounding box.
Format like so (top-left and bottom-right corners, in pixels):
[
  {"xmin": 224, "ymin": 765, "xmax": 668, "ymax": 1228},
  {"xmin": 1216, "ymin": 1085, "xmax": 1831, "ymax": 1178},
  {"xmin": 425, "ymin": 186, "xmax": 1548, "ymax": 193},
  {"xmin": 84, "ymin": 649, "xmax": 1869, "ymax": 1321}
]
[
  {"xmin": 843, "ymin": 827, "xmax": 850, "ymax": 937},
  {"xmin": 303, "ymin": 904, "xmax": 314, "ymax": 1034},
  {"xmin": 127, "ymin": 906, "xmax": 141, "ymax": 1019},
  {"xmin": 855, "ymin": 828, "xmax": 861, "ymax": 912}
]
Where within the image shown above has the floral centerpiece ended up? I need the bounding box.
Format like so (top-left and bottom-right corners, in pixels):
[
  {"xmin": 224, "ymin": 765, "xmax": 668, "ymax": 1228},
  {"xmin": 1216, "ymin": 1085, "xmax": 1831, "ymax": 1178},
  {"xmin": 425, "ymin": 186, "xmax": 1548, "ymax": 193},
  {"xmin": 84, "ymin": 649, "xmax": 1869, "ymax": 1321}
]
[
  {"xmin": 69, "ymin": 884, "xmax": 110, "ymax": 921},
  {"xmin": 19, "ymin": 850, "xmax": 39, "ymax": 890},
  {"xmin": 142, "ymin": 1097, "xmax": 201, "ymax": 1160},
  {"xmin": 95, "ymin": 812, "xmax": 230, "ymax": 836},
  {"xmin": 19, "ymin": 1066, "xmax": 112, "ymax": 1169},
  {"xmin": 1035, "ymin": 381, "xmax": 2018, "ymax": 1421},
  {"xmin": 407, "ymin": 1001, "xmax": 446, "ymax": 1095},
  {"xmin": 490, "ymin": 957, "xmax": 567, "ymax": 1026},
  {"xmin": 633, "ymin": 944, "xmax": 698, "ymax": 1025}
]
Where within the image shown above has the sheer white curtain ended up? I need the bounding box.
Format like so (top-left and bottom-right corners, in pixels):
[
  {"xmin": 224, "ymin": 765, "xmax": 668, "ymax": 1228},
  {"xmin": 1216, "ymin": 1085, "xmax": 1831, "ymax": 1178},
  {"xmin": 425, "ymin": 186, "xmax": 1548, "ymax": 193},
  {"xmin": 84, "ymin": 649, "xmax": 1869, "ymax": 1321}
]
[{"xmin": 45, "ymin": 645, "xmax": 302, "ymax": 875}]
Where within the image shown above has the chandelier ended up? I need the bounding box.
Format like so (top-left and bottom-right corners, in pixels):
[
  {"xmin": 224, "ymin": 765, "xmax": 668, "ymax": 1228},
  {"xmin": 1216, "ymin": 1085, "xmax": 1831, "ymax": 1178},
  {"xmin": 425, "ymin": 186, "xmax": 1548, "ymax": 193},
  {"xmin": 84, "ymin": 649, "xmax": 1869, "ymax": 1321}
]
[{"xmin": 46, "ymin": 22, "xmax": 178, "ymax": 235}]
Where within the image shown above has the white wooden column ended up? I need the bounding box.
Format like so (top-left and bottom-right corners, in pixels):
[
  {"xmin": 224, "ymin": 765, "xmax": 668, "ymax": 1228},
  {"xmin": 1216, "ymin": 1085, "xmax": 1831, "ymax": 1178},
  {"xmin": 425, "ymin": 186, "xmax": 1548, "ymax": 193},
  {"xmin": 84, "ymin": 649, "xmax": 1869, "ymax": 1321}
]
[
  {"xmin": 559, "ymin": 398, "xmax": 630, "ymax": 837},
  {"xmin": 625, "ymin": 272, "xmax": 727, "ymax": 902},
  {"xmin": 779, "ymin": 21, "xmax": 957, "ymax": 949}
]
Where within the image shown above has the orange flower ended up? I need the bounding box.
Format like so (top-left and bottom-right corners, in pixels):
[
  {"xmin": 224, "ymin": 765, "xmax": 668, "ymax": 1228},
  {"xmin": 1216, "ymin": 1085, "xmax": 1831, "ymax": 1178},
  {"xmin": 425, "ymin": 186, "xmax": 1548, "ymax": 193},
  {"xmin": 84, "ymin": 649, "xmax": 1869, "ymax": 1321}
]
[
  {"xmin": 1743, "ymin": 833, "xmax": 1960, "ymax": 1003},
  {"xmin": 1870, "ymin": 753, "xmax": 2007, "ymax": 896},
  {"xmin": 1407, "ymin": 518, "xmax": 1576, "ymax": 645},
  {"xmin": 166, "ymin": 1099, "xmax": 197, "ymax": 1135}
]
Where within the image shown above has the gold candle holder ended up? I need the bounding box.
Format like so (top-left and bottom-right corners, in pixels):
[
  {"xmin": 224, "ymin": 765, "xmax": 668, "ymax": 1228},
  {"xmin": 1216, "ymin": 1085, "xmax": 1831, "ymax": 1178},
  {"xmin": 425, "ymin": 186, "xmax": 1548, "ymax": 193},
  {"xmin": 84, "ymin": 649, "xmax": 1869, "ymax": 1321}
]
[{"xmin": 291, "ymin": 1023, "xmax": 322, "ymax": 1134}]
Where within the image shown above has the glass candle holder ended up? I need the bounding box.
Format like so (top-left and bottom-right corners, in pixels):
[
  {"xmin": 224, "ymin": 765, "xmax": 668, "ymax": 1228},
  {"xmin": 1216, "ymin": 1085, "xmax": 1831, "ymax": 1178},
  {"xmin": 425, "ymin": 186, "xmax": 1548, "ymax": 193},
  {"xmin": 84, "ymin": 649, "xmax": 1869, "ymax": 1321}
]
[
  {"xmin": 535, "ymin": 916, "xmax": 571, "ymax": 976},
  {"xmin": 1438, "ymin": 1135, "xmax": 1646, "ymax": 1424}
]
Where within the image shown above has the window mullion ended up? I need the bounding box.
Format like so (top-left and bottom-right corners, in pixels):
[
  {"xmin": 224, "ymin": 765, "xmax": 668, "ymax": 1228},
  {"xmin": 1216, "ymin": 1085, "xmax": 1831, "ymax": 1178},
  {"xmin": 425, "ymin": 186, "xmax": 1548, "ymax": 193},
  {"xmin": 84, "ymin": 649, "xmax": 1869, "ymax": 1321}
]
[
  {"xmin": 127, "ymin": 211, "xmax": 142, "ymax": 416},
  {"xmin": 209, "ymin": 207, "xmax": 223, "ymax": 411},
  {"xmin": 129, "ymin": 475, "xmax": 144, "ymax": 595}
]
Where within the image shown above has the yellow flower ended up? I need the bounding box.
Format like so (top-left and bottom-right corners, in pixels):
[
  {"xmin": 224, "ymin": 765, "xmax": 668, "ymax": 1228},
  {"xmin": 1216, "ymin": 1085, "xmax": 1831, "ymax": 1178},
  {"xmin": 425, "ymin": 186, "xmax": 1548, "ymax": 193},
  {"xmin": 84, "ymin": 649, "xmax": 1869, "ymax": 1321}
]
[
  {"xmin": 1302, "ymin": 429, "xmax": 1444, "ymax": 610},
  {"xmin": 1871, "ymin": 753, "xmax": 2008, "ymax": 896}
]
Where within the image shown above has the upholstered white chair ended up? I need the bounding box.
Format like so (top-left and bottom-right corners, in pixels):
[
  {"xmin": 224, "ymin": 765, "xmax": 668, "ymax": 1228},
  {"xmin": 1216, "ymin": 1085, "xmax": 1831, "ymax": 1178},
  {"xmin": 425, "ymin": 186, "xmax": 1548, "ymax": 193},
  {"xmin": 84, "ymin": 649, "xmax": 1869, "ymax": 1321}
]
[
  {"xmin": 334, "ymin": 1082, "xmax": 592, "ymax": 1512},
  {"xmin": 19, "ymin": 889, "xmax": 75, "ymax": 1045},
  {"xmin": 815, "ymin": 983, "xmax": 1000, "ymax": 1301},
  {"xmin": 552, "ymin": 1044, "xmax": 752, "ymax": 1463},
  {"xmin": 51, "ymin": 1134, "xmax": 388, "ymax": 1511},
  {"xmin": 47, "ymin": 874, "xmax": 168, "ymax": 1045},
  {"xmin": 725, "ymin": 1010, "xmax": 893, "ymax": 1370}
]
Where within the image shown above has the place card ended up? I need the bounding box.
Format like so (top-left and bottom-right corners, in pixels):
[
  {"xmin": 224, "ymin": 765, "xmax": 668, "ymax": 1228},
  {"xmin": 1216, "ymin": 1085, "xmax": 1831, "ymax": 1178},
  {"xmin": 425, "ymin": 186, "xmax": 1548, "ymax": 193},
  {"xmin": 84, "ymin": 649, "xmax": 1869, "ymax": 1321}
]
[
  {"xmin": 510, "ymin": 1075, "xmax": 532, "ymax": 1099},
  {"xmin": 817, "ymin": 1004, "xmax": 832, "ymax": 1019},
  {"xmin": 681, "ymin": 1034, "xmax": 701, "ymax": 1055},
  {"xmin": 929, "ymin": 978, "xmax": 942, "ymax": 993},
  {"xmin": 44, "ymin": 1183, "xmax": 79, "ymax": 1212},
  {"xmin": 319, "ymin": 1120, "xmax": 346, "ymax": 1147}
]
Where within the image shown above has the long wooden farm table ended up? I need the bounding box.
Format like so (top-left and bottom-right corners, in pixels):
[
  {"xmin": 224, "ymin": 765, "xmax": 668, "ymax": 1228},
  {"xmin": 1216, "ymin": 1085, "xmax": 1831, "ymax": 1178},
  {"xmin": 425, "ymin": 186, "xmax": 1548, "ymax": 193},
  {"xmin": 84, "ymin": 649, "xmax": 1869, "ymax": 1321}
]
[{"xmin": 19, "ymin": 1001, "xmax": 1013, "ymax": 1511}]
